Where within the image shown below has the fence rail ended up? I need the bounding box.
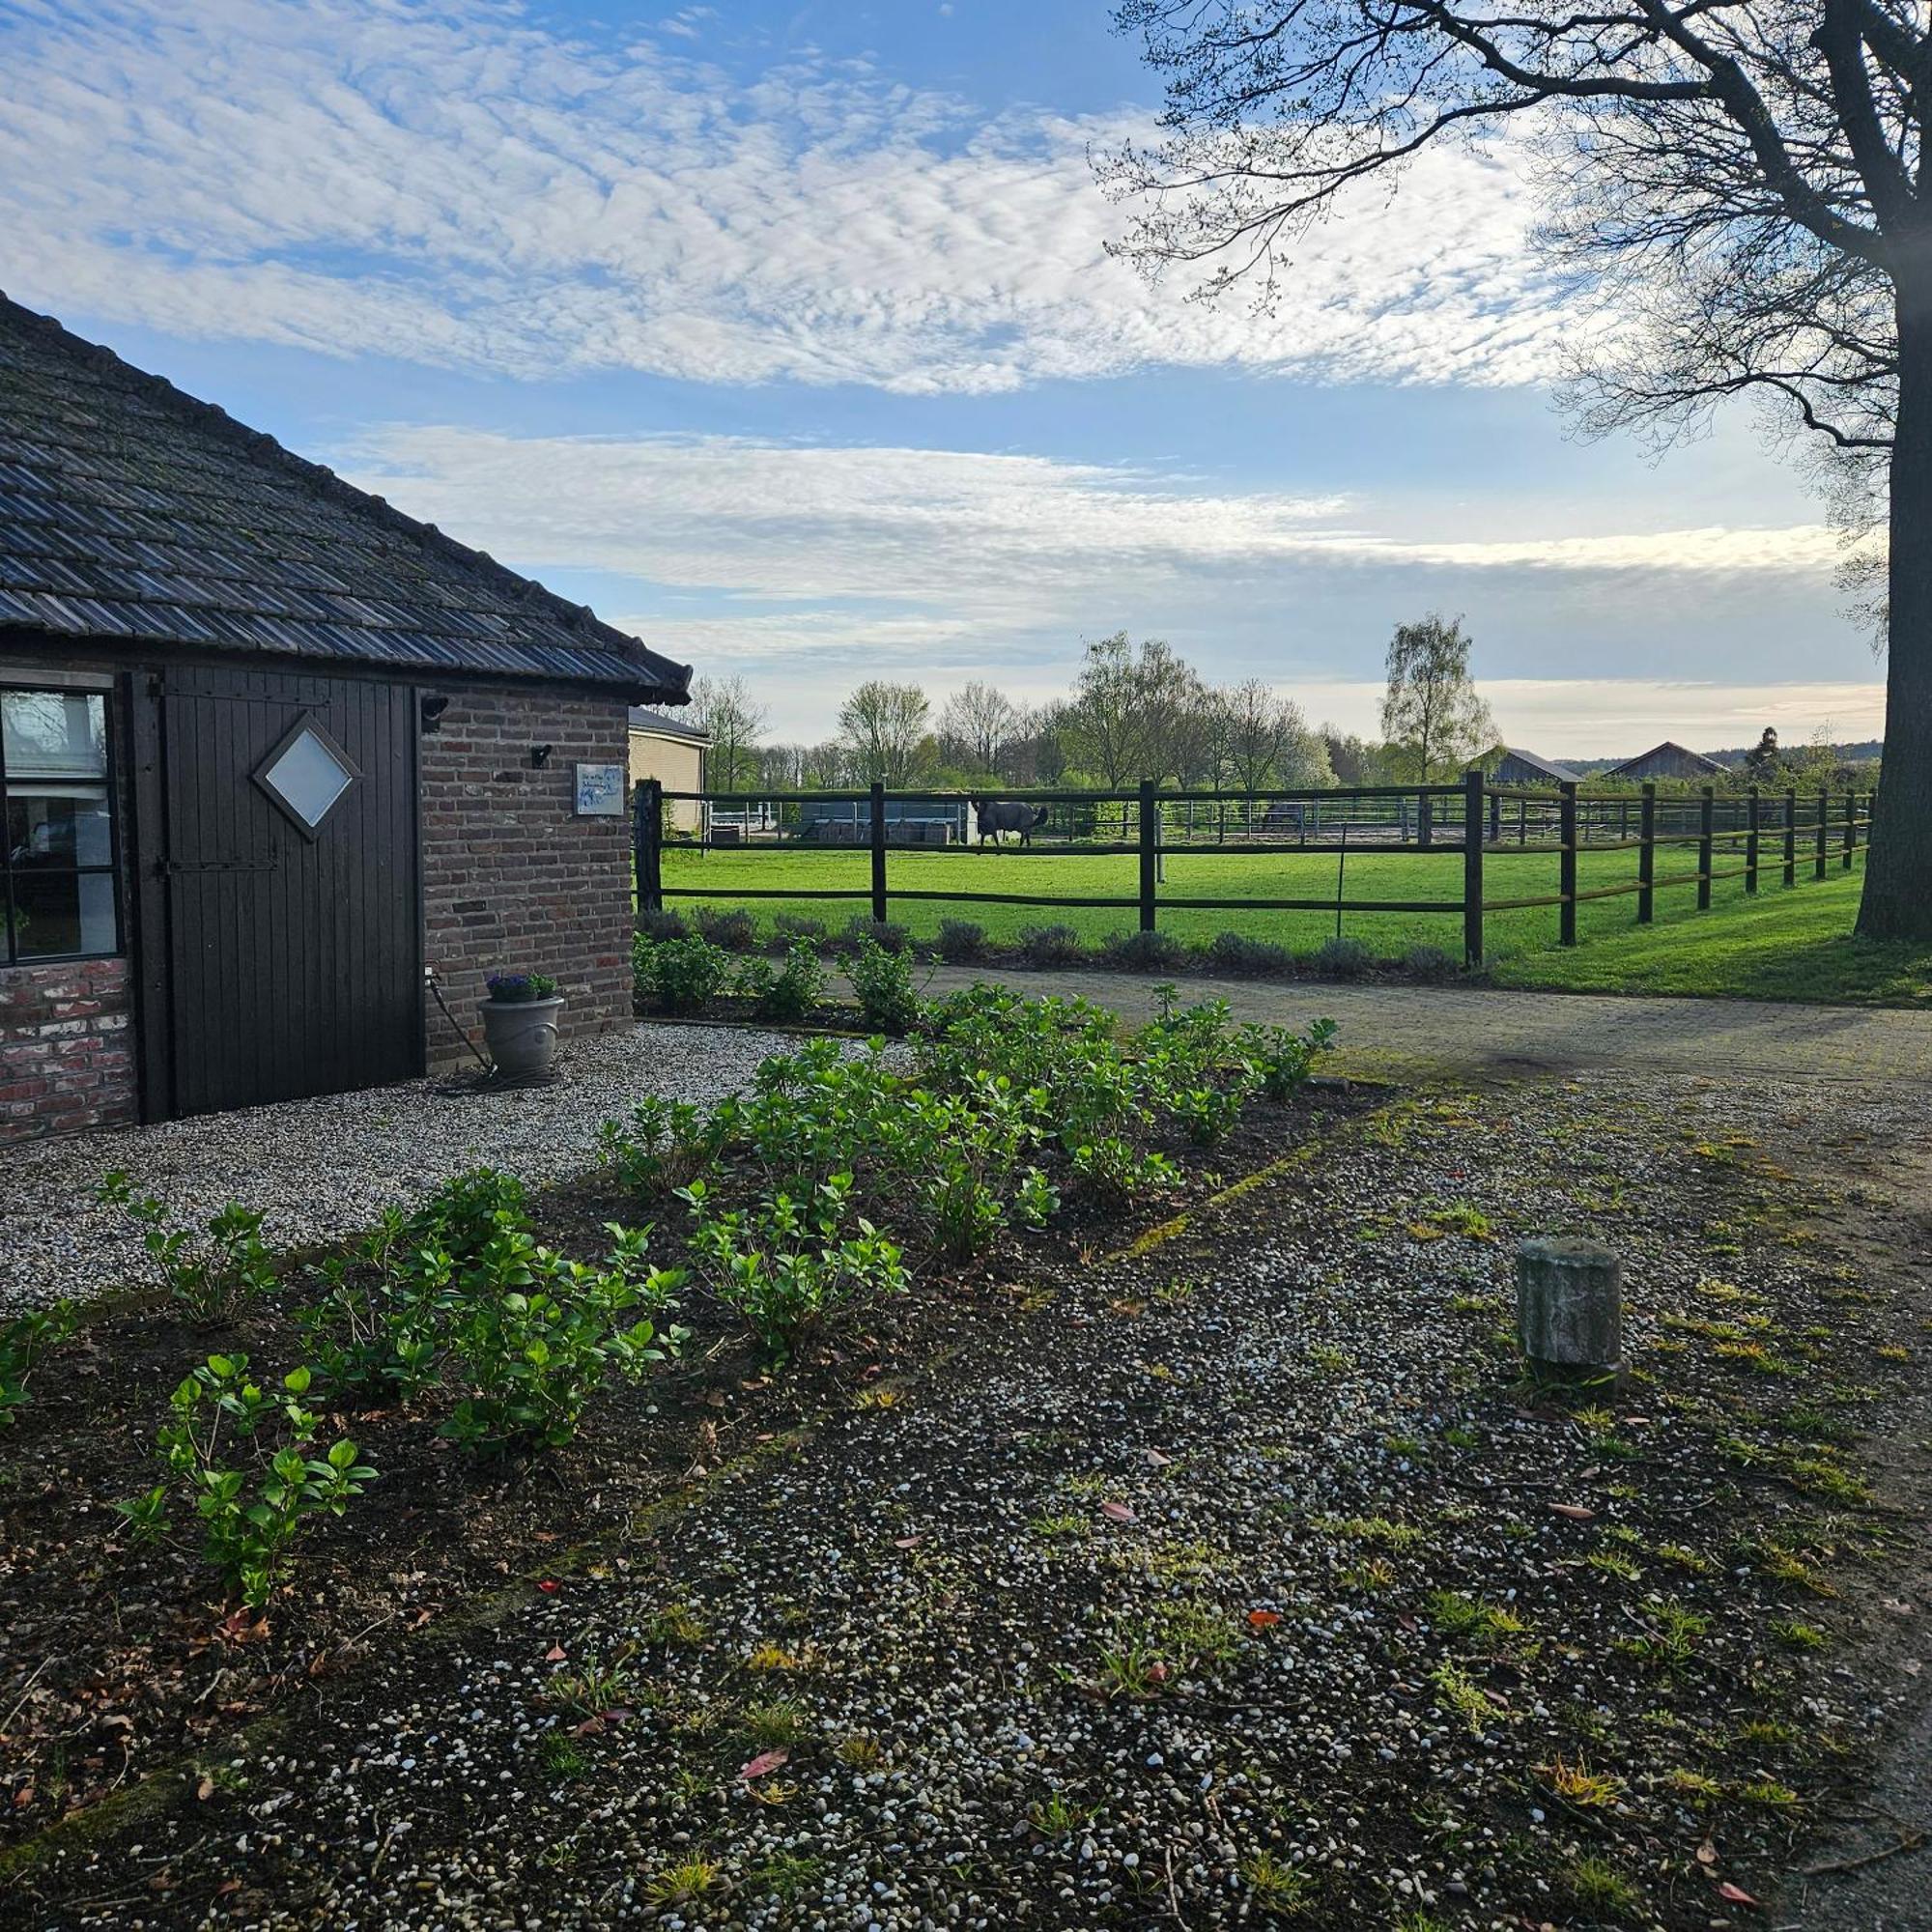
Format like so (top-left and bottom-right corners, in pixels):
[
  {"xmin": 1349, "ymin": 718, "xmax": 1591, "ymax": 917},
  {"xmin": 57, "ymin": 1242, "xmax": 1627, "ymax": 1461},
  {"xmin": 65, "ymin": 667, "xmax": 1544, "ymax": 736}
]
[{"xmin": 635, "ymin": 776, "xmax": 1877, "ymax": 968}]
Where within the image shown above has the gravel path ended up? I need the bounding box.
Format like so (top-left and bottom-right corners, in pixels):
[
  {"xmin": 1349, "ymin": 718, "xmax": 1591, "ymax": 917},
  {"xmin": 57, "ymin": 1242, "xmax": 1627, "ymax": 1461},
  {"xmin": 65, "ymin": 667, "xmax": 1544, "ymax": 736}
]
[
  {"xmin": 923, "ymin": 964, "xmax": 1932, "ymax": 1085},
  {"xmin": 19, "ymin": 1066, "xmax": 1928, "ymax": 1928},
  {"xmin": 0, "ymin": 1023, "xmax": 796, "ymax": 1313}
]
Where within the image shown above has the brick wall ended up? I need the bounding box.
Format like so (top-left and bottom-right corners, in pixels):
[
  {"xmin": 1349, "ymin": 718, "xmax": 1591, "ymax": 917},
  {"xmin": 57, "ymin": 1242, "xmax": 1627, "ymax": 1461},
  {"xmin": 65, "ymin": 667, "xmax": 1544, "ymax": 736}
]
[
  {"xmin": 0, "ymin": 956, "xmax": 136, "ymax": 1143},
  {"xmin": 419, "ymin": 686, "xmax": 636, "ymax": 1068}
]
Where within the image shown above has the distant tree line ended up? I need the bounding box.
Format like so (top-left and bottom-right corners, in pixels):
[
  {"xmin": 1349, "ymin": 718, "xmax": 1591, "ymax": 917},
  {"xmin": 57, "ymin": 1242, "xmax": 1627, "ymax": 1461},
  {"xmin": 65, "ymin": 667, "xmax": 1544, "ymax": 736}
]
[{"xmin": 685, "ymin": 622, "xmax": 1880, "ymax": 798}]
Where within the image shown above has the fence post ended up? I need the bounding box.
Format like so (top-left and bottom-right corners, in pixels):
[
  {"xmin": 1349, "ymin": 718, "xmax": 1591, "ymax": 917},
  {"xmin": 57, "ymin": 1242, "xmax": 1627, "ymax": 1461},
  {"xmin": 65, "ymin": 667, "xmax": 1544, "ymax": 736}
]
[
  {"xmin": 1843, "ymin": 787, "xmax": 1857, "ymax": 868},
  {"xmin": 1558, "ymin": 781, "xmax": 1578, "ymax": 948},
  {"xmin": 1138, "ymin": 780, "xmax": 1158, "ymax": 933},
  {"xmin": 869, "ymin": 781, "xmax": 889, "ymax": 924},
  {"xmin": 634, "ymin": 779, "xmax": 663, "ymax": 916},
  {"xmin": 1463, "ymin": 767, "xmax": 1485, "ymax": 968},
  {"xmin": 1746, "ymin": 787, "xmax": 1760, "ymax": 895},
  {"xmin": 1814, "ymin": 789, "xmax": 1829, "ymax": 880},
  {"xmin": 1637, "ymin": 782, "xmax": 1656, "ymax": 924},
  {"xmin": 1783, "ymin": 788, "xmax": 1798, "ymax": 887},
  {"xmin": 1419, "ymin": 791, "xmax": 1435, "ymax": 849},
  {"xmin": 1697, "ymin": 785, "xmax": 1715, "ymax": 911}
]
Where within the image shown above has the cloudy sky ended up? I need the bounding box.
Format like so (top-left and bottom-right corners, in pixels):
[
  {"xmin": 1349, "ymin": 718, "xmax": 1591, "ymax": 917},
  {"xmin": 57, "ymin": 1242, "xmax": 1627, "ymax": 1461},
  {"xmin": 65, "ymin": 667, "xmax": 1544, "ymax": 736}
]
[{"xmin": 0, "ymin": 0, "xmax": 1884, "ymax": 753}]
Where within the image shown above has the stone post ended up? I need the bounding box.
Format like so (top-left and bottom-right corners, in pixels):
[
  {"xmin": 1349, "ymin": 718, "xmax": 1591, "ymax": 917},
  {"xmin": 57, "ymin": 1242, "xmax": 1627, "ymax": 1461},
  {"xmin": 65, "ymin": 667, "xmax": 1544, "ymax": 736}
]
[{"xmin": 1517, "ymin": 1236, "xmax": 1624, "ymax": 1392}]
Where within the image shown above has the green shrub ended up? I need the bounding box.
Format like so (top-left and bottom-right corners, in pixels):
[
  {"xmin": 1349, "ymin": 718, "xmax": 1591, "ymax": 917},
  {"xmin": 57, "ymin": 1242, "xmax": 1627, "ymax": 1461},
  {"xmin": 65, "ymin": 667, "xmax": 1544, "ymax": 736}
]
[
  {"xmin": 1101, "ymin": 928, "xmax": 1187, "ymax": 972},
  {"xmin": 843, "ymin": 917, "xmax": 912, "ymax": 954},
  {"xmin": 1309, "ymin": 936, "xmax": 1374, "ymax": 980},
  {"xmin": 1017, "ymin": 923, "xmax": 1085, "ymax": 967},
  {"xmin": 694, "ymin": 906, "xmax": 760, "ymax": 952},
  {"xmin": 637, "ymin": 908, "xmax": 689, "ymax": 942},
  {"xmin": 637, "ymin": 936, "xmax": 733, "ymax": 1013},
  {"xmin": 1198, "ymin": 931, "xmax": 1295, "ymax": 977},
  {"xmin": 846, "ymin": 939, "xmax": 922, "ymax": 1033},
  {"xmin": 1069, "ymin": 1136, "xmax": 1181, "ymax": 1203},
  {"xmin": 936, "ymin": 918, "xmax": 986, "ymax": 963},
  {"xmin": 0, "ymin": 1300, "xmax": 79, "ymax": 1429},
  {"xmin": 97, "ymin": 1174, "xmax": 276, "ymax": 1323},
  {"xmin": 297, "ymin": 1215, "xmax": 449, "ymax": 1404},
  {"xmin": 117, "ymin": 1355, "xmax": 376, "ymax": 1609},
  {"xmin": 1238, "ymin": 1018, "xmax": 1338, "ymax": 1101},
  {"xmin": 773, "ymin": 913, "xmax": 828, "ymax": 944},
  {"xmin": 596, "ymin": 1096, "xmax": 725, "ymax": 1197},
  {"xmin": 680, "ymin": 1174, "xmax": 906, "ymax": 1362},
  {"xmin": 734, "ymin": 941, "xmax": 826, "ymax": 1023},
  {"xmin": 871, "ymin": 1074, "xmax": 1058, "ymax": 1259},
  {"xmin": 440, "ymin": 1228, "xmax": 687, "ymax": 1452},
  {"xmin": 1404, "ymin": 944, "xmax": 1459, "ymax": 982},
  {"xmin": 407, "ymin": 1166, "xmax": 531, "ymax": 1260}
]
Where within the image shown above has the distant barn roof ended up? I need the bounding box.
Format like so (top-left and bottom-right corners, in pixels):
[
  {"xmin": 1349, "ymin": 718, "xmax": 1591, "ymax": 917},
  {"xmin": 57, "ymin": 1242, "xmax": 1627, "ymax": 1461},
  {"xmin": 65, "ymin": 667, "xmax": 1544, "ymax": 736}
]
[
  {"xmin": 1601, "ymin": 740, "xmax": 1725, "ymax": 779},
  {"xmin": 1496, "ymin": 747, "xmax": 1582, "ymax": 783},
  {"xmin": 0, "ymin": 295, "xmax": 691, "ymax": 699}
]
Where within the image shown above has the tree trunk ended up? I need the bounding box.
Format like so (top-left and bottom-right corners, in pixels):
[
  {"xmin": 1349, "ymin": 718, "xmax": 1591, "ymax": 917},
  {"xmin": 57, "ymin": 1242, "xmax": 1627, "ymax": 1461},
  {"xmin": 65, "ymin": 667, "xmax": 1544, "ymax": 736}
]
[{"xmin": 1859, "ymin": 280, "xmax": 1932, "ymax": 941}]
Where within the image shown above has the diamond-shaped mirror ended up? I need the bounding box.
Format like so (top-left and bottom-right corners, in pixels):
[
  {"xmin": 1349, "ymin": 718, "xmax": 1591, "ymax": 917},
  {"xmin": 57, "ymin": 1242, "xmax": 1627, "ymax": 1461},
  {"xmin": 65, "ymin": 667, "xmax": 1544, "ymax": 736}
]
[{"xmin": 254, "ymin": 718, "xmax": 359, "ymax": 838}]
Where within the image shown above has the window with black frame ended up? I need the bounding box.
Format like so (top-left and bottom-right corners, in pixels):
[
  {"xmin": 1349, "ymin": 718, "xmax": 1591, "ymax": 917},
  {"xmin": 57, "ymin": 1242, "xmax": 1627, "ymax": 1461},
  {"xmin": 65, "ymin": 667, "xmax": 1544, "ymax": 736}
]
[{"xmin": 2, "ymin": 688, "xmax": 119, "ymax": 965}]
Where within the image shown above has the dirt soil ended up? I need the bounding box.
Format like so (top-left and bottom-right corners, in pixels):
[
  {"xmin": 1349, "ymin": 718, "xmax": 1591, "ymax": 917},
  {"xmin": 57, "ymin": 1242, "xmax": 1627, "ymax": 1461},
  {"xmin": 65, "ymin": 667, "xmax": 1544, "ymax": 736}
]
[{"xmin": 5, "ymin": 1068, "xmax": 1931, "ymax": 1931}]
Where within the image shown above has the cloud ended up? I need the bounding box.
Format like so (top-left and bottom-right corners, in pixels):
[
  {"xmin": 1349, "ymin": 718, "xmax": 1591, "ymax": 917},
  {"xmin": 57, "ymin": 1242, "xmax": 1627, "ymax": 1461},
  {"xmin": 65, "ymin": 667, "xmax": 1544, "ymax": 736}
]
[
  {"xmin": 0, "ymin": 0, "xmax": 1577, "ymax": 392},
  {"xmin": 337, "ymin": 423, "xmax": 1872, "ymax": 745},
  {"xmin": 349, "ymin": 424, "xmax": 1847, "ymax": 605}
]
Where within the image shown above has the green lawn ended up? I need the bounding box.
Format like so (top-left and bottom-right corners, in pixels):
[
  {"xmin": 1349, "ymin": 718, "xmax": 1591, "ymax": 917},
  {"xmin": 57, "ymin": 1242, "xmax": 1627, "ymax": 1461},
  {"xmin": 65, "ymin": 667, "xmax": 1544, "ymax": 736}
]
[
  {"xmin": 1490, "ymin": 868, "xmax": 1931, "ymax": 1006},
  {"xmin": 657, "ymin": 839, "xmax": 1930, "ymax": 1006}
]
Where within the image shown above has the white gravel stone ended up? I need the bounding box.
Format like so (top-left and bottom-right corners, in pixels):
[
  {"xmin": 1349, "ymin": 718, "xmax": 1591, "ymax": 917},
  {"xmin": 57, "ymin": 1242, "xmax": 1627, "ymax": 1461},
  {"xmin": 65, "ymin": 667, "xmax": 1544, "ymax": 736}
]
[{"xmin": 0, "ymin": 1021, "xmax": 801, "ymax": 1311}]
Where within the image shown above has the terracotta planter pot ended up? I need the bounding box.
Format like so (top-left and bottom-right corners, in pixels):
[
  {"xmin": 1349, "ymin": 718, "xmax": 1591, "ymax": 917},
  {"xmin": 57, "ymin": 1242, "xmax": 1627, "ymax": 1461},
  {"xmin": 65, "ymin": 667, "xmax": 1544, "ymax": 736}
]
[{"xmin": 478, "ymin": 995, "xmax": 564, "ymax": 1077}]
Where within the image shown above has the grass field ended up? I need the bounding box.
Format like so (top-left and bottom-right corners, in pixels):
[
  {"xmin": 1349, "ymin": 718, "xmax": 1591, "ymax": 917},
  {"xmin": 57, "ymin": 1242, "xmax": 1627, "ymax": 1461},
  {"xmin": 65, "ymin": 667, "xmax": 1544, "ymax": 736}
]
[
  {"xmin": 661, "ymin": 836, "xmax": 1825, "ymax": 960},
  {"xmin": 658, "ymin": 838, "xmax": 1930, "ymax": 1006}
]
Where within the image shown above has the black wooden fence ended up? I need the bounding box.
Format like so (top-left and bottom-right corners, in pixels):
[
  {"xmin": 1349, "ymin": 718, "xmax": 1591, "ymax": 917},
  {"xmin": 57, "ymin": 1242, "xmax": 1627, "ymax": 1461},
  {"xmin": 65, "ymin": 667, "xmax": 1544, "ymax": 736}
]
[{"xmin": 635, "ymin": 775, "xmax": 1877, "ymax": 969}]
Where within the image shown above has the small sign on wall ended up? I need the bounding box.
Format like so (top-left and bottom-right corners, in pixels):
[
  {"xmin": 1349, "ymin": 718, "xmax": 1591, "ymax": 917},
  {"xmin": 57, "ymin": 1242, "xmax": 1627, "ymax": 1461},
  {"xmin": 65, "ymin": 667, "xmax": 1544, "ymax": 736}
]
[{"xmin": 574, "ymin": 762, "xmax": 626, "ymax": 816}]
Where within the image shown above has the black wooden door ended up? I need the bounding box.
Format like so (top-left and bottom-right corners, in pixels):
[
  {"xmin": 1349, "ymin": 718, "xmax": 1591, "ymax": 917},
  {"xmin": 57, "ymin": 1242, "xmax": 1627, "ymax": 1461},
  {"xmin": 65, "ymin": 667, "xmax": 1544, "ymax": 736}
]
[{"xmin": 131, "ymin": 666, "xmax": 422, "ymax": 1120}]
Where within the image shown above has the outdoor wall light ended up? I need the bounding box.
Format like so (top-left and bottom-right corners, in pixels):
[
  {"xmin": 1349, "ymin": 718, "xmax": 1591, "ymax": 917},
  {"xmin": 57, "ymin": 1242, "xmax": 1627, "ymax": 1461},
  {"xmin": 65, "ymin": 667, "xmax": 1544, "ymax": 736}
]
[
  {"xmin": 529, "ymin": 743, "xmax": 554, "ymax": 768},
  {"xmin": 419, "ymin": 694, "xmax": 450, "ymax": 732}
]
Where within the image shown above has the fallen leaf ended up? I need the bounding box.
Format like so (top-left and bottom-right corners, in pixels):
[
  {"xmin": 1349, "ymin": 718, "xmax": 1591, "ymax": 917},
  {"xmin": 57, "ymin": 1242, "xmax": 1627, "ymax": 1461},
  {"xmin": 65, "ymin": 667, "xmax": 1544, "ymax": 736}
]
[
  {"xmin": 1144, "ymin": 1449, "xmax": 1174, "ymax": 1468},
  {"xmin": 1246, "ymin": 1609, "xmax": 1282, "ymax": 1629},
  {"xmin": 536, "ymin": 1579, "xmax": 560, "ymax": 1596},
  {"xmin": 740, "ymin": 1747, "xmax": 790, "ymax": 1780},
  {"xmin": 894, "ymin": 1535, "xmax": 922, "ymax": 1549},
  {"xmin": 1100, "ymin": 1501, "xmax": 1136, "ymax": 1523},
  {"xmin": 1549, "ymin": 1504, "xmax": 1596, "ymax": 1521},
  {"xmin": 1719, "ymin": 1881, "xmax": 1760, "ymax": 1907},
  {"xmin": 1695, "ymin": 1840, "xmax": 1719, "ymax": 1866},
  {"xmin": 195, "ymin": 1776, "xmax": 214, "ymax": 1803},
  {"xmin": 545, "ymin": 1645, "xmax": 567, "ymax": 1662}
]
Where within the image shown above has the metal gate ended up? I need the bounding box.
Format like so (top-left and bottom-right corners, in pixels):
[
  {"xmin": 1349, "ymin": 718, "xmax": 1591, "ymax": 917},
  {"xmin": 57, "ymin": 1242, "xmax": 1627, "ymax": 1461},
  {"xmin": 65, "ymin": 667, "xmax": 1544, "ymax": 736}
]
[{"xmin": 130, "ymin": 665, "xmax": 422, "ymax": 1120}]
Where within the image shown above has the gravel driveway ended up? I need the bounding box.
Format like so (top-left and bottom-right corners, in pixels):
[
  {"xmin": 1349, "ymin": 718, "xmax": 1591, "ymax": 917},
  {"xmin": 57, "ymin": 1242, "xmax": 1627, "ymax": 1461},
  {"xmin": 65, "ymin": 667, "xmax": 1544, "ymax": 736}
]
[
  {"xmin": 923, "ymin": 964, "xmax": 1932, "ymax": 1085},
  {"xmin": 18, "ymin": 1065, "xmax": 1928, "ymax": 1928},
  {"xmin": 0, "ymin": 1023, "xmax": 796, "ymax": 1313}
]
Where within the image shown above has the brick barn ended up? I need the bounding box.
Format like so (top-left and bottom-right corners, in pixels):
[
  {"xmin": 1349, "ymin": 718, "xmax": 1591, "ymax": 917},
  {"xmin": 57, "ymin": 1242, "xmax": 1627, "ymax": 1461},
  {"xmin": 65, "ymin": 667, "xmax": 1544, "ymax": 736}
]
[{"xmin": 0, "ymin": 297, "xmax": 691, "ymax": 1143}]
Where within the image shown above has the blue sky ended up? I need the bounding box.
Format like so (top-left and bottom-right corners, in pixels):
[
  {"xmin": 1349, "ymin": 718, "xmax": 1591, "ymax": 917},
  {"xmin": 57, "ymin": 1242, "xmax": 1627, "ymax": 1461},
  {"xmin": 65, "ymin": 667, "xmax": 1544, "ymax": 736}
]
[{"xmin": 0, "ymin": 0, "xmax": 1883, "ymax": 753}]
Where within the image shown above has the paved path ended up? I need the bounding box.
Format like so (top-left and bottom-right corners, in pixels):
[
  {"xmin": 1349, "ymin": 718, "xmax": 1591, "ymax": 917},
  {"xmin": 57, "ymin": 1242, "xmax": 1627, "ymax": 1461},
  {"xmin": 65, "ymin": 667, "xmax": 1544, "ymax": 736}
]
[{"xmin": 923, "ymin": 964, "xmax": 1932, "ymax": 1085}]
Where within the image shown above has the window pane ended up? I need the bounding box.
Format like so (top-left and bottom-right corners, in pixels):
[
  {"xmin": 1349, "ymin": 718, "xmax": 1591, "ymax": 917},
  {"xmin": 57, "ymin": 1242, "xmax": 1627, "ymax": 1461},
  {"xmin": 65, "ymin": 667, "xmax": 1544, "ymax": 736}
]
[
  {"xmin": 11, "ymin": 868, "xmax": 117, "ymax": 958},
  {"xmin": 8, "ymin": 785, "xmax": 113, "ymax": 866},
  {"xmin": 259, "ymin": 725, "xmax": 355, "ymax": 831},
  {"xmin": 2, "ymin": 691, "xmax": 106, "ymax": 780}
]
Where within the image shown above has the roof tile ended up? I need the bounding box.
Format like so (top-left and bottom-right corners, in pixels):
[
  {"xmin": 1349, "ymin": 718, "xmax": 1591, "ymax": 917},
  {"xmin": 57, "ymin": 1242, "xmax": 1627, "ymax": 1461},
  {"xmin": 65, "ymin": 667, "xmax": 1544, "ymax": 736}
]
[{"xmin": 0, "ymin": 296, "xmax": 692, "ymax": 699}]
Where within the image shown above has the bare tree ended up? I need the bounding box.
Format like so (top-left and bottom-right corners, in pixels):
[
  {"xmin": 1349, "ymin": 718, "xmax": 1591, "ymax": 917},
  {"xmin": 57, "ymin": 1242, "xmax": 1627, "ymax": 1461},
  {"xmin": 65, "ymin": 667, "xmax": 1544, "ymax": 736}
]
[
  {"xmin": 1103, "ymin": 0, "xmax": 1932, "ymax": 937},
  {"xmin": 937, "ymin": 681, "xmax": 1023, "ymax": 776},
  {"xmin": 689, "ymin": 675, "xmax": 768, "ymax": 792},
  {"xmin": 1212, "ymin": 678, "xmax": 1334, "ymax": 790},
  {"xmin": 1380, "ymin": 614, "xmax": 1497, "ymax": 781},
  {"xmin": 837, "ymin": 681, "xmax": 933, "ymax": 785},
  {"xmin": 1061, "ymin": 633, "xmax": 1209, "ymax": 783}
]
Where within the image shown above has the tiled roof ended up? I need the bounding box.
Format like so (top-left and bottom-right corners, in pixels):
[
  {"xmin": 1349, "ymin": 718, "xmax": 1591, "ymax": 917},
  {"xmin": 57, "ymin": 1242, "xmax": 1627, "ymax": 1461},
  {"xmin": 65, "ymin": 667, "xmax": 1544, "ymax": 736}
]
[
  {"xmin": 0, "ymin": 295, "xmax": 691, "ymax": 698},
  {"xmin": 629, "ymin": 705, "xmax": 712, "ymax": 742},
  {"xmin": 1498, "ymin": 747, "xmax": 1582, "ymax": 782}
]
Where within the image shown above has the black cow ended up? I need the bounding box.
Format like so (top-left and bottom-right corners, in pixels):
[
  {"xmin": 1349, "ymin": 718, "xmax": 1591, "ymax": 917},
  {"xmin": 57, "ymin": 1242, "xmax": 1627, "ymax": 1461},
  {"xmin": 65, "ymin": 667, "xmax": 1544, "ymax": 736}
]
[{"xmin": 970, "ymin": 800, "xmax": 1050, "ymax": 848}]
